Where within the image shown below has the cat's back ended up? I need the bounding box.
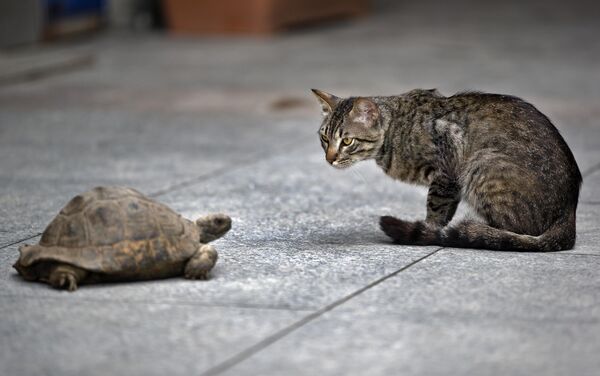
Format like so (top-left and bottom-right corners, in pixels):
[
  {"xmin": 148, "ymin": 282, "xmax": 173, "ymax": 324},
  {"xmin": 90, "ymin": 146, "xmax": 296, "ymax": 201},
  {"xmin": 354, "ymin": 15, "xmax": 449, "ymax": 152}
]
[
  {"xmin": 447, "ymin": 92, "xmax": 570, "ymax": 159},
  {"xmin": 447, "ymin": 92, "xmax": 582, "ymax": 202}
]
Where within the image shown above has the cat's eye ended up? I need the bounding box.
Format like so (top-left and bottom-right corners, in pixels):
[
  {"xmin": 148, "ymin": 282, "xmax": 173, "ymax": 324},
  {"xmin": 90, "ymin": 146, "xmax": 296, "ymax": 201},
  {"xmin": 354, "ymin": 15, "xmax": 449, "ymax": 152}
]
[
  {"xmin": 320, "ymin": 134, "xmax": 328, "ymax": 143},
  {"xmin": 342, "ymin": 137, "xmax": 353, "ymax": 146}
]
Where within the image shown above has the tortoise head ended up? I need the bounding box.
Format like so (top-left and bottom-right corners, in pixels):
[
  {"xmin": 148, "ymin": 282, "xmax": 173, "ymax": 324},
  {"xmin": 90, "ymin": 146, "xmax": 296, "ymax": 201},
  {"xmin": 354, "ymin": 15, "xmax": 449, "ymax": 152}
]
[{"xmin": 195, "ymin": 214, "xmax": 231, "ymax": 243}]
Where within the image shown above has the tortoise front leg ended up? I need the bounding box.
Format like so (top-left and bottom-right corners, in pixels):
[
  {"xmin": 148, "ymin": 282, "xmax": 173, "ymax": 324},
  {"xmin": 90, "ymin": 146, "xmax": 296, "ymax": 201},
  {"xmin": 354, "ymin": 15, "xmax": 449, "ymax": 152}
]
[
  {"xmin": 48, "ymin": 264, "xmax": 88, "ymax": 291},
  {"xmin": 184, "ymin": 244, "xmax": 218, "ymax": 280}
]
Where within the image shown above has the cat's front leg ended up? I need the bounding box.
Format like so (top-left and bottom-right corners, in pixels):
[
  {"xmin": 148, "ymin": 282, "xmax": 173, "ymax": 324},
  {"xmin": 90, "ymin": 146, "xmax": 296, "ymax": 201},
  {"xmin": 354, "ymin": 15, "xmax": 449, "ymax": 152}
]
[{"xmin": 426, "ymin": 175, "xmax": 460, "ymax": 227}]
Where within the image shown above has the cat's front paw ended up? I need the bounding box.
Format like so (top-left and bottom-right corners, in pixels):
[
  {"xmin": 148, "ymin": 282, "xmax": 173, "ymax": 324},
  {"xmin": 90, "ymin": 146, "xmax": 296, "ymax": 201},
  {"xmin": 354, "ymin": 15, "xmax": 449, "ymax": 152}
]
[
  {"xmin": 380, "ymin": 216, "xmax": 438, "ymax": 246},
  {"xmin": 380, "ymin": 216, "xmax": 411, "ymax": 242}
]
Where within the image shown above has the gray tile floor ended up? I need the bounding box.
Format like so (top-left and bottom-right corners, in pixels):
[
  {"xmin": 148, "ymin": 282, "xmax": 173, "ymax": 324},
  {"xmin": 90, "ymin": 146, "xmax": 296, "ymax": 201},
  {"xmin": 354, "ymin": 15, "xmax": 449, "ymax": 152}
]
[{"xmin": 1, "ymin": 0, "xmax": 599, "ymax": 375}]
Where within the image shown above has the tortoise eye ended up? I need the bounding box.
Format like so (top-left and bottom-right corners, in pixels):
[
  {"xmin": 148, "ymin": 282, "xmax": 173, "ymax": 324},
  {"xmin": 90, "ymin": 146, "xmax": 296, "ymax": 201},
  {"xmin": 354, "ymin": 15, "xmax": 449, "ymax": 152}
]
[
  {"xmin": 320, "ymin": 134, "xmax": 328, "ymax": 143},
  {"xmin": 342, "ymin": 137, "xmax": 353, "ymax": 146}
]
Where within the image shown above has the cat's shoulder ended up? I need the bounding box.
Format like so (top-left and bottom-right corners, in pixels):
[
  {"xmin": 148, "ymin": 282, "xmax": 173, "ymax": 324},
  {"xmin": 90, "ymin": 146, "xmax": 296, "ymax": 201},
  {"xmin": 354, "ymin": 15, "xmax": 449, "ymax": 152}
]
[
  {"xmin": 449, "ymin": 91, "xmax": 528, "ymax": 105},
  {"xmin": 404, "ymin": 88, "xmax": 445, "ymax": 99}
]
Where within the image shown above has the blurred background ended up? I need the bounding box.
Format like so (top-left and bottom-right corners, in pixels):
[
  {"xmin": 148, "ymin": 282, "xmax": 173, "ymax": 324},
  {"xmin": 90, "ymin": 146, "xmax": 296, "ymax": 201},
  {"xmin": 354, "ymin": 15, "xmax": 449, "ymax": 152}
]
[{"xmin": 1, "ymin": 0, "xmax": 599, "ymax": 102}]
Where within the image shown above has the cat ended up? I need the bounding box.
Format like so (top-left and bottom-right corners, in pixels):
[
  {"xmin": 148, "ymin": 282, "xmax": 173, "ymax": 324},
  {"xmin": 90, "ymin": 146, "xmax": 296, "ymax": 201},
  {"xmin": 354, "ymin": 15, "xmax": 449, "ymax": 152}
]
[{"xmin": 311, "ymin": 88, "xmax": 582, "ymax": 251}]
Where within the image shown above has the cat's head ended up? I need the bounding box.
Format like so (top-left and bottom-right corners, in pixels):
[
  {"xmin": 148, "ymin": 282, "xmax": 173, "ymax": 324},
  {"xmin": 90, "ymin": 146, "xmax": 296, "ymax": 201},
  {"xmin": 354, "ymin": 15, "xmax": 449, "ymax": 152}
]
[{"xmin": 312, "ymin": 89, "xmax": 384, "ymax": 169}]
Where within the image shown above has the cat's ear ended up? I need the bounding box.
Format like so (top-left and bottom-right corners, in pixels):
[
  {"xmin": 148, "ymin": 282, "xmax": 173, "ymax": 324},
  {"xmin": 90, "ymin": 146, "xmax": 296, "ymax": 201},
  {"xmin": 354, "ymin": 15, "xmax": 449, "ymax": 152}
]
[
  {"xmin": 311, "ymin": 89, "xmax": 339, "ymax": 116},
  {"xmin": 350, "ymin": 98, "xmax": 379, "ymax": 127}
]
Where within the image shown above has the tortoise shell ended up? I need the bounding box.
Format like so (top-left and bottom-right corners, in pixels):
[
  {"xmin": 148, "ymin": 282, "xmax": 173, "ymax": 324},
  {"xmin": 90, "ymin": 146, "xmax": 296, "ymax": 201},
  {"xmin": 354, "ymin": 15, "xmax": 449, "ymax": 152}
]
[{"xmin": 16, "ymin": 186, "xmax": 200, "ymax": 276}]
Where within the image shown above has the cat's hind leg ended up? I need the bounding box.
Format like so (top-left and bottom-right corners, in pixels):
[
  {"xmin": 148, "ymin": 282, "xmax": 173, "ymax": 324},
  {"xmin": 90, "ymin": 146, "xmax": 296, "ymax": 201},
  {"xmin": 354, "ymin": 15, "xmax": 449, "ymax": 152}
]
[
  {"xmin": 461, "ymin": 156, "xmax": 550, "ymax": 236},
  {"xmin": 460, "ymin": 170, "xmax": 576, "ymax": 251}
]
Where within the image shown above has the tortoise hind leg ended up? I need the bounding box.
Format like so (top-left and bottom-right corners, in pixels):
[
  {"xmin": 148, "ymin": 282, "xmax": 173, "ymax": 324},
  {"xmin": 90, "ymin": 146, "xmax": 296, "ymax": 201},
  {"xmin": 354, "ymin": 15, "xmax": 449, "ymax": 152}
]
[
  {"xmin": 49, "ymin": 264, "xmax": 88, "ymax": 291},
  {"xmin": 184, "ymin": 244, "xmax": 218, "ymax": 280}
]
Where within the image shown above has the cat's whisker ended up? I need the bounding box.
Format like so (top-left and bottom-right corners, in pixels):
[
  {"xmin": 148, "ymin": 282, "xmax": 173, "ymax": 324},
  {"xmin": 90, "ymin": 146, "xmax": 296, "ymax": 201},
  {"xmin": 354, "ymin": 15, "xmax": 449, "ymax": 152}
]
[{"xmin": 351, "ymin": 168, "xmax": 368, "ymax": 184}]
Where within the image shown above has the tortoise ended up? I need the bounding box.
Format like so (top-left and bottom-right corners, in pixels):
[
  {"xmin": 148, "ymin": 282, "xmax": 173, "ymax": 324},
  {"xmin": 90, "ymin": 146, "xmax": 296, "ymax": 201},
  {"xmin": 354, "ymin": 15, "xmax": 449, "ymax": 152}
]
[{"xmin": 13, "ymin": 186, "xmax": 231, "ymax": 291}]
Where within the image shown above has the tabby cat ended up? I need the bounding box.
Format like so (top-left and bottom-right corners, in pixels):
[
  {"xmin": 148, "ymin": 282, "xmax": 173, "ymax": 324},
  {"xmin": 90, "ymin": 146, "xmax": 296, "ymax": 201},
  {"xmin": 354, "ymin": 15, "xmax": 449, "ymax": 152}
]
[{"xmin": 312, "ymin": 88, "xmax": 582, "ymax": 251}]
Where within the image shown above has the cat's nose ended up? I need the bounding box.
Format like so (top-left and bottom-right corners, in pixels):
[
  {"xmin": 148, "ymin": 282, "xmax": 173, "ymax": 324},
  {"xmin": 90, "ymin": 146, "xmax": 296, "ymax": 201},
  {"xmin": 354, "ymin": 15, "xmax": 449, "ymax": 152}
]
[{"xmin": 326, "ymin": 148, "xmax": 337, "ymax": 164}]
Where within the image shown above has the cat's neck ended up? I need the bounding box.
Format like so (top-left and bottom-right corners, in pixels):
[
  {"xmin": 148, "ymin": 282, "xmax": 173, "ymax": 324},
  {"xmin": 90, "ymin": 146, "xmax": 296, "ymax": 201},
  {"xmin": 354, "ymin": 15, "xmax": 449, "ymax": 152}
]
[
  {"xmin": 373, "ymin": 91, "xmax": 446, "ymax": 173},
  {"xmin": 373, "ymin": 99, "xmax": 396, "ymax": 172}
]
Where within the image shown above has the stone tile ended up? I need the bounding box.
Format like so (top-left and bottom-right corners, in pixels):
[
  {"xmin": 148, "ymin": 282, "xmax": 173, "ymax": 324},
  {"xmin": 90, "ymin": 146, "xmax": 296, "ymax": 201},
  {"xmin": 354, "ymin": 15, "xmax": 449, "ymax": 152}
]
[
  {"xmin": 0, "ymin": 296, "xmax": 306, "ymax": 376},
  {"xmin": 161, "ymin": 143, "xmax": 430, "ymax": 245},
  {"xmin": 1, "ymin": 242, "xmax": 434, "ymax": 311},
  {"xmin": 580, "ymin": 170, "xmax": 600, "ymax": 204},
  {"xmin": 573, "ymin": 203, "xmax": 600, "ymax": 255},
  {"xmin": 0, "ymin": 129, "xmax": 432, "ymax": 309},
  {"xmin": 541, "ymin": 105, "xmax": 600, "ymax": 176},
  {"xmin": 331, "ymin": 250, "xmax": 600, "ymax": 320},
  {"xmin": 223, "ymin": 251, "xmax": 600, "ymax": 375},
  {"xmin": 0, "ymin": 109, "xmax": 313, "ymax": 246},
  {"xmin": 0, "ymin": 145, "xmax": 436, "ymax": 310},
  {"xmin": 224, "ymin": 312, "xmax": 600, "ymax": 376}
]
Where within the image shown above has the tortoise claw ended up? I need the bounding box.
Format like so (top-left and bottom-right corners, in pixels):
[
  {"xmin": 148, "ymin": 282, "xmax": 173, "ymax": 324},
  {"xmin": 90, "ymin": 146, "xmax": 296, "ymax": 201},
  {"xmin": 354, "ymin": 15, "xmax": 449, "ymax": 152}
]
[
  {"xmin": 183, "ymin": 245, "xmax": 216, "ymax": 281},
  {"xmin": 50, "ymin": 271, "xmax": 78, "ymax": 291},
  {"xmin": 184, "ymin": 270, "xmax": 209, "ymax": 280}
]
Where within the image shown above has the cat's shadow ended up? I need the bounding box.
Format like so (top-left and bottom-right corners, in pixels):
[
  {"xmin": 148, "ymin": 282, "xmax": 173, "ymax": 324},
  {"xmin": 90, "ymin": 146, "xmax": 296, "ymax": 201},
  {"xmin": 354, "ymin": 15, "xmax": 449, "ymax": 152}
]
[{"xmin": 307, "ymin": 226, "xmax": 391, "ymax": 246}]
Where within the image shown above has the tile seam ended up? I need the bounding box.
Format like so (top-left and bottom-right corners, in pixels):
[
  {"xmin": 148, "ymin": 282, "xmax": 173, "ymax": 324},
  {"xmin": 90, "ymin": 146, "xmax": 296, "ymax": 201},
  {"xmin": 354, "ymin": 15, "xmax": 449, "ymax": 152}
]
[
  {"xmin": 199, "ymin": 248, "xmax": 443, "ymax": 376},
  {"xmin": 0, "ymin": 293, "xmax": 315, "ymax": 313},
  {"xmin": 0, "ymin": 138, "xmax": 309, "ymax": 250}
]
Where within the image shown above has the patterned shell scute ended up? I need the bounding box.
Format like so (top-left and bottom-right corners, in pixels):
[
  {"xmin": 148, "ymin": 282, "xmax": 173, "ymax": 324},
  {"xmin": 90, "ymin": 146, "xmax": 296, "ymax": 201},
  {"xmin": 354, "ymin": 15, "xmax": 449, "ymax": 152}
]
[
  {"xmin": 122, "ymin": 198, "xmax": 160, "ymax": 242},
  {"xmin": 154, "ymin": 205, "xmax": 185, "ymax": 239},
  {"xmin": 40, "ymin": 186, "xmax": 188, "ymax": 249},
  {"xmin": 85, "ymin": 201, "xmax": 125, "ymax": 246}
]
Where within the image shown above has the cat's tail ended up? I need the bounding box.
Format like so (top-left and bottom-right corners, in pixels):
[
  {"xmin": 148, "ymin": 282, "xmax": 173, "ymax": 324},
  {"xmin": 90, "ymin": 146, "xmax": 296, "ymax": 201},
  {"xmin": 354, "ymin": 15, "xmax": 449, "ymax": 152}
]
[{"xmin": 379, "ymin": 212, "xmax": 576, "ymax": 252}]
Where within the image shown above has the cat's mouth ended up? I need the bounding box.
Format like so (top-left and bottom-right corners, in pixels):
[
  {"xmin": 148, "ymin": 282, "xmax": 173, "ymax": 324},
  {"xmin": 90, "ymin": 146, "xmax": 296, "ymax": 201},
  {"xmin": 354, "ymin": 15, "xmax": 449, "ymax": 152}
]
[{"xmin": 331, "ymin": 159, "xmax": 355, "ymax": 169}]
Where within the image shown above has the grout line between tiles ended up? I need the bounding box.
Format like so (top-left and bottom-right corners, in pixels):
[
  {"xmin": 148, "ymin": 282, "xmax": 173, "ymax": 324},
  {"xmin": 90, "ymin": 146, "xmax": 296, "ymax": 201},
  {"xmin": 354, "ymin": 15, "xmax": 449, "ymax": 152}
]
[
  {"xmin": 0, "ymin": 137, "xmax": 310, "ymax": 250},
  {"xmin": 147, "ymin": 155, "xmax": 267, "ymax": 198},
  {"xmin": 199, "ymin": 248, "xmax": 443, "ymax": 376},
  {"xmin": 149, "ymin": 133, "xmax": 312, "ymax": 197},
  {"xmin": 0, "ymin": 233, "xmax": 42, "ymax": 251}
]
